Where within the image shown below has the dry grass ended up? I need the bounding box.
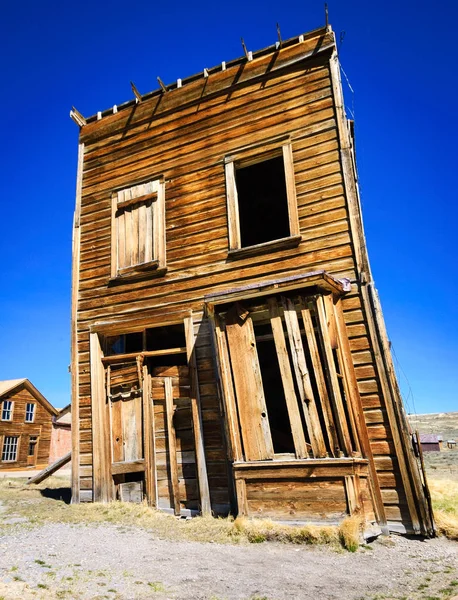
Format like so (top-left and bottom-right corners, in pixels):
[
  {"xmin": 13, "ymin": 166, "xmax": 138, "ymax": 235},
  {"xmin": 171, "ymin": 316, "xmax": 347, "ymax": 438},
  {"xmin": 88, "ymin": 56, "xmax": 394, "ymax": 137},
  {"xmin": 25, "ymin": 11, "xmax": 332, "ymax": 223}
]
[
  {"xmin": 0, "ymin": 476, "xmax": 362, "ymax": 550},
  {"xmin": 429, "ymin": 478, "xmax": 458, "ymax": 540}
]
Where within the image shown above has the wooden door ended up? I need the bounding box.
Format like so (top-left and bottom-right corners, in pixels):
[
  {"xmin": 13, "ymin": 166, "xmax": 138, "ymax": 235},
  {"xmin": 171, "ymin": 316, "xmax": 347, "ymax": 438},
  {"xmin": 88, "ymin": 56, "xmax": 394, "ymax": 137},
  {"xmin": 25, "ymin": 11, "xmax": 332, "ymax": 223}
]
[
  {"xmin": 108, "ymin": 361, "xmax": 145, "ymax": 502},
  {"xmin": 27, "ymin": 436, "xmax": 38, "ymax": 466}
]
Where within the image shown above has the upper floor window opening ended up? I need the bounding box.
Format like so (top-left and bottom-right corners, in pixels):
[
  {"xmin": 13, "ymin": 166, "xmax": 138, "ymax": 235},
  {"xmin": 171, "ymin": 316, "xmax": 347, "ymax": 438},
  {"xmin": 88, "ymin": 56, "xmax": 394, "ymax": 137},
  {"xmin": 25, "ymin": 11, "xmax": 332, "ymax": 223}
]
[
  {"xmin": 225, "ymin": 140, "xmax": 300, "ymax": 257},
  {"xmin": 25, "ymin": 403, "xmax": 36, "ymax": 423},
  {"xmin": 1, "ymin": 400, "xmax": 13, "ymax": 421}
]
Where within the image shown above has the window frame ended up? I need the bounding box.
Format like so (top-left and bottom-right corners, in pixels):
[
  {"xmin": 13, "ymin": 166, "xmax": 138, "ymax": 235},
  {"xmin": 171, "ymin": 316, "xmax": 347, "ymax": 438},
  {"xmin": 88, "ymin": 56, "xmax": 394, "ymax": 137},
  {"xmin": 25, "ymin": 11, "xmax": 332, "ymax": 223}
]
[
  {"xmin": 1, "ymin": 400, "xmax": 13, "ymax": 421},
  {"xmin": 25, "ymin": 403, "xmax": 36, "ymax": 423},
  {"xmin": 110, "ymin": 178, "xmax": 166, "ymax": 280},
  {"xmin": 224, "ymin": 139, "xmax": 300, "ymax": 258},
  {"xmin": 2, "ymin": 436, "xmax": 19, "ymax": 462}
]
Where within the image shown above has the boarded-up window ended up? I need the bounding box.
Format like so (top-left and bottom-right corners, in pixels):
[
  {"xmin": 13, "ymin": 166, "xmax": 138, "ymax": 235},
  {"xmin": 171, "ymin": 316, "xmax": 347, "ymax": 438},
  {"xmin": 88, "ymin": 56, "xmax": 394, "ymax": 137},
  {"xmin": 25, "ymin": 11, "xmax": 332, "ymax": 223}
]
[{"xmin": 111, "ymin": 179, "xmax": 166, "ymax": 278}]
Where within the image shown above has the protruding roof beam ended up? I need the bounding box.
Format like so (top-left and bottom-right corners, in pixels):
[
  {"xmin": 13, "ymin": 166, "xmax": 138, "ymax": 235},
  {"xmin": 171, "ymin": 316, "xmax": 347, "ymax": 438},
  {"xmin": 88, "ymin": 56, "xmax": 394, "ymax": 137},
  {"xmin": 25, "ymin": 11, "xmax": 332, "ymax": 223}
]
[
  {"xmin": 130, "ymin": 81, "xmax": 143, "ymax": 103},
  {"xmin": 241, "ymin": 37, "xmax": 252, "ymax": 61},
  {"xmin": 70, "ymin": 106, "xmax": 87, "ymax": 127},
  {"xmin": 157, "ymin": 77, "xmax": 167, "ymax": 93},
  {"xmin": 276, "ymin": 23, "xmax": 282, "ymax": 49}
]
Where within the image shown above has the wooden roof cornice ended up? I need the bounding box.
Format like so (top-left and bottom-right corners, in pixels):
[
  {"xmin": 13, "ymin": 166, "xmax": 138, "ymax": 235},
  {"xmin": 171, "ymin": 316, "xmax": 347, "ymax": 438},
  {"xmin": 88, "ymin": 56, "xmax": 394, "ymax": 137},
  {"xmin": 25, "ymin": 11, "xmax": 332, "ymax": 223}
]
[
  {"xmin": 0, "ymin": 379, "xmax": 59, "ymax": 417},
  {"xmin": 74, "ymin": 26, "xmax": 335, "ymax": 144}
]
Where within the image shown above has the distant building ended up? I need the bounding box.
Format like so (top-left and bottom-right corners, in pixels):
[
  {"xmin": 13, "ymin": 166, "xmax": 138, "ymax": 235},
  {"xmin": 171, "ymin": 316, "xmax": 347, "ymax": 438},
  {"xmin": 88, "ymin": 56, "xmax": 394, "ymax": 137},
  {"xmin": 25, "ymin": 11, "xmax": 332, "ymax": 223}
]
[
  {"xmin": 419, "ymin": 434, "xmax": 441, "ymax": 453},
  {"xmin": 0, "ymin": 379, "xmax": 59, "ymax": 469},
  {"xmin": 447, "ymin": 439, "xmax": 457, "ymax": 450},
  {"xmin": 49, "ymin": 404, "xmax": 72, "ymax": 464}
]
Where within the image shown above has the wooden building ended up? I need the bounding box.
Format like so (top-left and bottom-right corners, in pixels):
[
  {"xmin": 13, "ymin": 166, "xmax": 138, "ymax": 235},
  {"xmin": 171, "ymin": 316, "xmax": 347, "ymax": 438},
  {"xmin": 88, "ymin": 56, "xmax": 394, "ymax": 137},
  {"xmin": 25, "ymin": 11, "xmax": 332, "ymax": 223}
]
[
  {"xmin": 418, "ymin": 434, "xmax": 441, "ymax": 453},
  {"xmin": 49, "ymin": 404, "xmax": 72, "ymax": 464},
  {"xmin": 70, "ymin": 24, "xmax": 434, "ymax": 535},
  {"xmin": 0, "ymin": 379, "xmax": 58, "ymax": 469}
]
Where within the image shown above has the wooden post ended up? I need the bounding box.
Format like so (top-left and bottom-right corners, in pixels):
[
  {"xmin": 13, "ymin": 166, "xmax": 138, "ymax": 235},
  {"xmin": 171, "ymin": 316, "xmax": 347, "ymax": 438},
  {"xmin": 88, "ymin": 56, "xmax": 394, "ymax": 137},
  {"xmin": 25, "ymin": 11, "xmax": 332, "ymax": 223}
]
[
  {"xmin": 333, "ymin": 297, "xmax": 388, "ymax": 532},
  {"xmin": 143, "ymin": 366, "xmax": 156, "ymax": 507},
  {"xmin": 184, "ymin": 314, "xmax": 211, "ymax": 516},
  {"xmin": 213, "ymin": 314, "xmax": 243, "ymax": 462},
  {"xmin": 164, "ymin": 377, "xmax": 180, "ymax": 515},
  {"xmin": 71, "ymin": 142, "xmax": 83, "ymax": 504},
  {"xmin": 90, "ymin": 332, "xmax": 112, "ymax": 502}
]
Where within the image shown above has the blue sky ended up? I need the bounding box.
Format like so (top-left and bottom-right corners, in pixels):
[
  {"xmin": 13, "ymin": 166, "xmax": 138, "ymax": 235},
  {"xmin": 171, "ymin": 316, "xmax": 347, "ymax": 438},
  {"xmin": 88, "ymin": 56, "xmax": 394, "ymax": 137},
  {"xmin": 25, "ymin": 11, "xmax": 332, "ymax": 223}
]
[{"xmin": 0, "ymin": 0, "xmax": 456, "ymax": 413}]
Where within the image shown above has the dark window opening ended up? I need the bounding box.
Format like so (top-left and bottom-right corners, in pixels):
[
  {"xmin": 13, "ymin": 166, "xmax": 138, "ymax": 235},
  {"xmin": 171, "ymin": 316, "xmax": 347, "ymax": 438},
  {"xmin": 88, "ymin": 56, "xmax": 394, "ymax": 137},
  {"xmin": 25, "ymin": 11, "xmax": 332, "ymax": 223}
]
[
  {"xmin": 255, "ymin": 327, "xmax": 295, "ymax": 454},
  {"xmin": 146, "ymin": 324, "xmax": 186, "ymax": 351},
  {"xmin": 146, "ymin": 352, "xmax": 188, "ymax": 369},
  {"xmin": 236, "ymin": 155, "xmax": 290, "ymax": 248},
  {"xmin": 105, "ymin": 332, "xmax": 143, "ymax": 356}
]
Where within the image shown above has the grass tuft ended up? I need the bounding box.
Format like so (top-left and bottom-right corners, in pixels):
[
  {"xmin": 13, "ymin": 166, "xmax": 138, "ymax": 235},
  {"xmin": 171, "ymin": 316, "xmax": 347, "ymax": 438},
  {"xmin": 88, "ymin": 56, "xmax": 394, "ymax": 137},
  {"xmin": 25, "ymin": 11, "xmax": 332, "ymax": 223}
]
[
  {"xmin": 429, "ymin": 479, "xmax": 458, "ymax": 540},
  {"xmin": 338, "ymin": 515, "xmax": 363, "ymax": 552}
]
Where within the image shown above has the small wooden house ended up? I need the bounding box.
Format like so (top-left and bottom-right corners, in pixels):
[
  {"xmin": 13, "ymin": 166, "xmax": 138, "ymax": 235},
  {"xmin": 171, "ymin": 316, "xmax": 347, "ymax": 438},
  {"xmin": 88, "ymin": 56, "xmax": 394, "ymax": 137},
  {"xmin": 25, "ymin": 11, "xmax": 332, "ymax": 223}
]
[
  {"xmin": 70, "ymin": 24, "xmax": 434, "ymax": 535},
  {"xmin": 0, "ymin": 379, "xmax": 58, "ymax": 470},
  {"xmin": 419, "ymin": 434, "xmax": 440, "ymax": 453}
]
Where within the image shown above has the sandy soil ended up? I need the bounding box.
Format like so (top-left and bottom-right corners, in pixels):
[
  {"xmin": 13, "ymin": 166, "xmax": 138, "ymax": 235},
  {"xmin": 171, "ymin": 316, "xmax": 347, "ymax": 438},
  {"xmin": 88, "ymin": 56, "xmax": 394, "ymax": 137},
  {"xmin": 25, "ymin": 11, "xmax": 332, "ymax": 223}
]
[{"xmin": 0, "ymin": 521, "xmax": 457, "ymax": 600}]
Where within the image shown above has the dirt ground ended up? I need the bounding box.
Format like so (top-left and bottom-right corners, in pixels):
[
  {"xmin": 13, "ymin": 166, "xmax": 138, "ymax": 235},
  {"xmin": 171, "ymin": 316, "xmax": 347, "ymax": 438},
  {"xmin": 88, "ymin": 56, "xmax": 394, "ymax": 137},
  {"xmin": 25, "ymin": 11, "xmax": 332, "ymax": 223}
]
[{"xmin": 0, "ymin": 479, "xmax": 457, "ymax": 600}]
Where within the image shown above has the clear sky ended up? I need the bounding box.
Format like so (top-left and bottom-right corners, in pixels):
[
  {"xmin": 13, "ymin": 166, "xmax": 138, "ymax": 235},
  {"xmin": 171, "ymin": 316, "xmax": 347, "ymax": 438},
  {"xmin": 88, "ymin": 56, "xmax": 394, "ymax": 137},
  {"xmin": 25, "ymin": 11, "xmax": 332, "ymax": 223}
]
[{"xmin": 0, "ymin": 0, "xmax": 456, "ymax": 413}]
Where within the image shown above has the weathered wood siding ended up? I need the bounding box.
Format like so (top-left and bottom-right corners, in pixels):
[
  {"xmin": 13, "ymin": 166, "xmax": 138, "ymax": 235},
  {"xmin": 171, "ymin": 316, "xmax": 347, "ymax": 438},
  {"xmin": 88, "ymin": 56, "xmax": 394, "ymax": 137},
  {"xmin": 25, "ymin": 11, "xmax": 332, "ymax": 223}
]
[
  {"xmin": 0, "ymin": 386, "xmax": 53, "ymax": 469},
  {"xmin": 73, "ymin": 28, "xmax": 414, "ymax": 529}
]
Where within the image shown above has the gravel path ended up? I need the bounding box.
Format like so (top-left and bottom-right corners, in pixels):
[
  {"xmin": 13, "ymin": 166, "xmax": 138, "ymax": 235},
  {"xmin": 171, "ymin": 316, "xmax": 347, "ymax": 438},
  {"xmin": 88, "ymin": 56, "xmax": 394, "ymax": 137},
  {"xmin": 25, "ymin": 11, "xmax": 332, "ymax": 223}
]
[{"xmin": 0, "ymin": 522, "xmax": 457, "ymax": 600}]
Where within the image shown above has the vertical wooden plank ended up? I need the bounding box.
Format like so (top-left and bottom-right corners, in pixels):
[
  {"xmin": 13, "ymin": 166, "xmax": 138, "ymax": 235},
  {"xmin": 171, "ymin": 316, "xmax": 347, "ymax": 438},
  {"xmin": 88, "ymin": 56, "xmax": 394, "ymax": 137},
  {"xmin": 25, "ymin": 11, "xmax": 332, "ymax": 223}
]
[
  {"xmin": 117, "ymin": 211, "xmax": 126, "ymax": 270},
  {"xmin": 142, "ymin": 368, "xmax": 156, "ymax": 507},
  {"xmin": 71, "ymin": 142, "xmax": 83, "ymax": 504},
  {"xmin": 138, "ymin": 202, "xmax": 147, "ymax": 264},
  {"xmin": 344, "ymin": 475, "xmax": 359, "ymax": 515},
  {"xmin": 131, "ymin": 203, "xmax": 139, "ymax": 266},
  {"xmin": 155, "ymin": 180, "xmax": 166, "ymax": 268},
  {"xmin": 300, "ymin": 300, "xmax": 338, "ymax": 456},
  {"xmin": 184, "ymin": 314, "xmax": 211, "ymax": 515},
  {"xmin": 362, "ymin": 283, "xmax": 425, "ymax": 534},
  {"xmin": 333, "ymin": 297, "xmax": 387, "ymax": 531},
  {"xmin": 90, "ymin": 332, "xmax": 112, "ymax": 502},
  {"xmin": 235, "ymin": 477, "xmax": 248, "ymax": 516},
  {"xmin": 314, "ymin": 295, "xmax": 353, "ymax": 456},
  {"xmin": 111, "ymin": 400, "xmax": 124, "ymax": 462},
  {"xmin": 281, "ymin": 296, "xmax": 327, "ymax": 458},
  {"xmin": 122, "ymin": 399, "xmax": 138, "ymax": 462},
  {"xmin": 213, "ymin": 315, "xmax": 243, "ymax": 462},
  {"xmin": 106, "ymin": 366, "xmax": 114, "ymax": 464},
  {"xmin": 150, "ymin": 383, "xmax": 158, "ymax": 507},
  {"xmin": 165, "ymin": 377, "xmax": 180, "ymax": 516},
  {"xmin": 225, "ymin": 310, "xmax": 274, "ymax": 461},
  {"xmin": 224, "ymin": 161, "xmax": 241, "ymax": 250},
  {"xmin": 145, "ymin": 200, "xmax": 153, "ymax": 263},
  {"xmin": 110, "ymin": 194, "xmax": 117, "ymax": 278},
  {"xmin": 124, "ymin": 207, "xmax": 133, "ymax": 268},
  {"xmin": 323, "ymin": 294, "xmax": 338, "ymax": 350},
  {"xmin": 282, "ymin": 142, "xmax": 299, "ymax": 237},
  {"xmin": 267, "ymin": 297, "xmax": 308, "ymax": 459}
]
